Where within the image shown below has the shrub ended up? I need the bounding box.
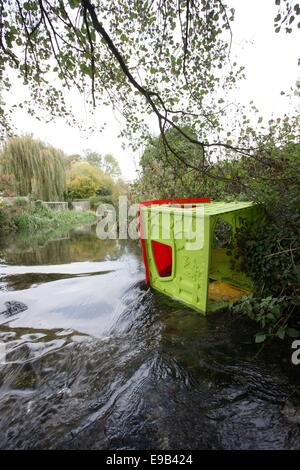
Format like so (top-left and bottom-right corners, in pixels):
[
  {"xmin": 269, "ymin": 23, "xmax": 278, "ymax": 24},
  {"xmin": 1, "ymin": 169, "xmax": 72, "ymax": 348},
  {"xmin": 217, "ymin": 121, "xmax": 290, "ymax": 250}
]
[
  {"xmin": 66, "ymin": 162, "xmax": 114, "ymax": 200},
  {"xmin": 13, "ymin": 205, "xmax": 96, "ymax": 232},
  {"xmin": 66, "ymin": 175, "xmax": 98, "ymax": 200},
  {"xmin": 13, "ymin": 196, "xmax": 29, "ymax": 207},
  {"xmin": 232, "ymin": 143, "xmax": 300, "ymax": 341},
  {"xmin": 89, "ymin": 195, "xmax": 114, "ymax": 210},
  {"xmin": 0, "ymin": 205, "xmax": 20, "ymax": 234}
]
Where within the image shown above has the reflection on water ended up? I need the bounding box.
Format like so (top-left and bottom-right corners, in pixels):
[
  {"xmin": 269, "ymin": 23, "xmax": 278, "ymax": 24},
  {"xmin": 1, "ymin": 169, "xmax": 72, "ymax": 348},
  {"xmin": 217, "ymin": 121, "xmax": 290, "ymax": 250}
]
[{"xmin": 0, "ymin": 226, "xmax": 300, "ymax": 449}]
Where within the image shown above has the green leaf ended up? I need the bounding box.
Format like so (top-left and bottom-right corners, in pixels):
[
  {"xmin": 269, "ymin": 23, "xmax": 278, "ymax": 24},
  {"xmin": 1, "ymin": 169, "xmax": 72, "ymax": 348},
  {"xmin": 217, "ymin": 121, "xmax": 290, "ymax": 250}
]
[
  {"xmin": 79, "ymin": 63, "xmax": 92, "ymax": 77},
  {"xmin": 266, "ymin": 313, "xmax": 275, "ymax": 321},
  {"xmin": 289, "ymin": 15, "xmax": 295, "ymax": 24},
  {"xmin": 276, "ymin": 326, "xmax": 286, "ymax": 340},
  {"xmin": 255, "ymin": 333, "xmax": 266, "ymax": 343},
  {"xmin": 69, "ymin": 0, "xmax": 80, "ymax": 8},
  {"xmin": 286, "ymin": 328, "xmax": 300, "ymax": 338},
  {"xmin": 120, "ymin": 33, "xmax": 128, "ymax": 42}
]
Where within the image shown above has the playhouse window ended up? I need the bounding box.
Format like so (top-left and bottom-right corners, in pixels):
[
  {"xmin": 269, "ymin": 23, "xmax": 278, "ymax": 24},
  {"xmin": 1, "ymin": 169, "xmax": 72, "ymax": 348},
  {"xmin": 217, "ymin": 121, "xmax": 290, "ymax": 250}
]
[{"xmin": 151, "ymin": 240, "xmax": 173, "ymax": 277}]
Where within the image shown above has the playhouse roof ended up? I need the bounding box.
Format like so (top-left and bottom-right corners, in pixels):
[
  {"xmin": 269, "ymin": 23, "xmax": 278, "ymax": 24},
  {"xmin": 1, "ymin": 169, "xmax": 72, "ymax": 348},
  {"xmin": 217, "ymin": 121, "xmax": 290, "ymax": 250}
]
[{"xmin": 143, "ymin": 201, "xmax": 255, "ymax": 216}]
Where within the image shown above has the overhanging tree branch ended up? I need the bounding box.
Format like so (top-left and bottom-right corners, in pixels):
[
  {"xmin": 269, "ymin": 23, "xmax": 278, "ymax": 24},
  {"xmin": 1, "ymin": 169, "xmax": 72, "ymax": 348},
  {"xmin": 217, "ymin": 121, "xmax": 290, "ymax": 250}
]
[{"xmin": 81, "ymin": 0, "xmax": 256, "ymax": 180}]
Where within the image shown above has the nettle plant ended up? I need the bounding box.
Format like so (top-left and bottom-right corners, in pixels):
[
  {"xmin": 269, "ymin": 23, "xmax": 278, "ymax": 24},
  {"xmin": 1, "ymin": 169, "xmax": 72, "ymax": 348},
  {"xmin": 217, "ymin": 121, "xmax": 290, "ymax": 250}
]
[{"xmin": 234, "ymin": 295, "xmax": 300, "ymax": 343}]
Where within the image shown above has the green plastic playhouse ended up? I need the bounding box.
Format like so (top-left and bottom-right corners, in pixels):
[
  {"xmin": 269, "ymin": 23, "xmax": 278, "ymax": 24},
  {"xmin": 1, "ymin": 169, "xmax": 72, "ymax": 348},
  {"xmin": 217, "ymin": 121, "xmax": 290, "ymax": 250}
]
[{"xmin": 139, "ymin": 198, "xmax": 258, "ymax": 314}]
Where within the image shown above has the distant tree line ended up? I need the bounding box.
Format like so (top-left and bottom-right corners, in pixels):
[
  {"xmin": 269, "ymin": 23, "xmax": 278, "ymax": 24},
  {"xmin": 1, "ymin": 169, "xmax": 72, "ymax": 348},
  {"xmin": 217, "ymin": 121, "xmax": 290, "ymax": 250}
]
[
  {"xmin": 0, "ymin": 135, "xmax": 124, "ymax": 202},
  {"xmin": 65, "ymin": 149, "xmax": 121, "ymax": 178}
]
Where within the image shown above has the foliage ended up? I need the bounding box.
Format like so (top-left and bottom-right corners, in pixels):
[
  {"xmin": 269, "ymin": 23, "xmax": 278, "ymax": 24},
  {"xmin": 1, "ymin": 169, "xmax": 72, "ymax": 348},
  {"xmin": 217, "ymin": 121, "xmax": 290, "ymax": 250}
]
[
  {"xmin": 0, "ymin": 135, "xmax": 66, "ymax": 201},
  {"xmin": 63, "ymin": 153, "xmax": 82, "ymax": 170},
  {"xmin": 0, "ymin": 1, "xmax": 298, "ymax": 187},
  {"xmin": 0, "ymin": 173, "xmax": 15, "ymax": 196},
  {"xmin": 0, "ymin": 0, "xmax": 248, "ymax": 169},
  {"xmin": 233, "ymin": 295, "xmax": 300, "ymax": 343},
  {"xmin": 84, "ymin": 149, "xmax": 102, "ymax": 169},
  {"xmin": 63, "ymin": 150, "xmax": 121, "ymax": 179},
  {"xmin": 235, "ymin": 142, "xmax": 300, "ymax": 286},
  {"xmin": 13, "ymin": 204, "xmax": 96, "ymax": 232},
  {"xmin": 274, "ymin": 0, "xmax": 300, "ymax": 34},
  {"xmin": 89, "ymin": 176, "xmax": 127, "ymax": 210},
  {"xmin": 0, "ymin": 0, "xmax": 236, "ymax": 121},
  {"xmin": 229, "ymin": 141, "xmax": 300, "ymax": 342},
  {"xmin": 133, "ymin": 127, "xmax": 207, "ymax": 200},
  {"xmin": 102, "ymin": 154, "xmax": 121, "ymax": 178},
  {"xmin": 66, "ymin": 175, "xmax": 98, "ymax": 200},
  {"xmin": 134, "ymin": 115, "xmax": 300, "ymax": 202},
  {"xmin": 0, "ymin": 204, "xmax": 21, "ymax": 234},
  {"xmin": 0, "ymin": 1, "xmax": 297, "ymax": 187},
  {"xmin": 65, "ymin": 161, "xmax": 113, "ymax": 200},
  {"xmin": 12, "ymin": 196, "xmax": 30, "ymax": 207},
  {"xmin": 89, "ymin": 195, "xmax": 114, "ymax": 210}
]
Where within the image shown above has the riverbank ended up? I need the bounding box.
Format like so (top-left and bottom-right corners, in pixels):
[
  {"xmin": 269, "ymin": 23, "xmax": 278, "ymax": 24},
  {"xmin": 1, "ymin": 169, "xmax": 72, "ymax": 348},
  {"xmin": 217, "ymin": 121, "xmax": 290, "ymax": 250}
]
[{"xmin": 0, "ymin": 203, "xmax": 97, "ymax": 236}]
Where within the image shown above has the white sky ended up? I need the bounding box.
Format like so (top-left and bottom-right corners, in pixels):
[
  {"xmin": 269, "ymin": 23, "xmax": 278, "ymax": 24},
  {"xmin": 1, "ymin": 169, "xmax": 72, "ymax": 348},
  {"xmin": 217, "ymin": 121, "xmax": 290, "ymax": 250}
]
[{"xmin": 6, "ymin": 0, "xmax": 300, "ymax": 181}]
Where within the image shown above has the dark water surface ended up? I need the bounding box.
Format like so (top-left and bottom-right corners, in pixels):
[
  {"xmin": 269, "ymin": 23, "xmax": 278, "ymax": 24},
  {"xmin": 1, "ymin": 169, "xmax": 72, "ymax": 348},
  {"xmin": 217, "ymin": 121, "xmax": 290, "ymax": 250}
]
[{"xmin": 0, "ymin": 225, "xmax": 299, "ymax": 449}]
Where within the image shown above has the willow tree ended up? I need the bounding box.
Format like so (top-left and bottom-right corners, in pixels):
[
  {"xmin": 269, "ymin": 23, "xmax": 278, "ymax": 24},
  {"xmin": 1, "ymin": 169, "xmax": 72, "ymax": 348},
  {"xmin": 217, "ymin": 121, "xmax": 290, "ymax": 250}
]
[{"xmin": 1, "ymin": 135, "xmax": 66, "ymax": 200}]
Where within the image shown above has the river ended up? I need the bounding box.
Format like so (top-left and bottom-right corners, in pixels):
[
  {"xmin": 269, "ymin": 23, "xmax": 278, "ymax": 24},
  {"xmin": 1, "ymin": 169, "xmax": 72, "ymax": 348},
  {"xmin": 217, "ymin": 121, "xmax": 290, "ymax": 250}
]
[{"xmin": 0, "ymin": 225, "xmax": 299, "ymax": 449}]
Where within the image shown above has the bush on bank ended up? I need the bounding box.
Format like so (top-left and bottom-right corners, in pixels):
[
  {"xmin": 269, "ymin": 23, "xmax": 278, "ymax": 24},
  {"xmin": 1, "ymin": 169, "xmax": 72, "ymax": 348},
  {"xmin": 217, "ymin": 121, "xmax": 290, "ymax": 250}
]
[
  {"xmin": 0, "ymin": 205, "xmax": 20, "ymax": 234},
  {"xmin": 0, "ymin": 204, "xmax": 97, "ymax": 235}
]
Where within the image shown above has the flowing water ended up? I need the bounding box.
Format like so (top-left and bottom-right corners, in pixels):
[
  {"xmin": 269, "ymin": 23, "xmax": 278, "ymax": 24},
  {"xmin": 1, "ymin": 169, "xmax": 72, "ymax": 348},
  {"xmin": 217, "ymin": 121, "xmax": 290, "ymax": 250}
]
[{"xmin": 0, "ymin": 225, "xmax": 299, "ymax": 450}]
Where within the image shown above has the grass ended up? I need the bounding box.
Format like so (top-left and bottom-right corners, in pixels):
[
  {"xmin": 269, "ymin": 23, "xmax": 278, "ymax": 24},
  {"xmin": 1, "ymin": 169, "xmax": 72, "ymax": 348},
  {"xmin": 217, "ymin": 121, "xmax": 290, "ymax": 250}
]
[{"xmin": 0, "ymin": 204, "xmax": 97, "ymax": 235}]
